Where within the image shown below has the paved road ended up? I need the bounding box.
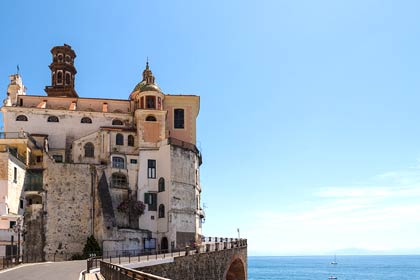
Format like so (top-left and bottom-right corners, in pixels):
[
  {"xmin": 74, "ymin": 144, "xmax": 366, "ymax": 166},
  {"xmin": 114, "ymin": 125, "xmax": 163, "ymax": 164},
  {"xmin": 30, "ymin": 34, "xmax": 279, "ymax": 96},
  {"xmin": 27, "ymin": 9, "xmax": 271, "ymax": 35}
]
[{"xmin": 0, "ymin": 260, "xmax": 86, "ymax": 280}]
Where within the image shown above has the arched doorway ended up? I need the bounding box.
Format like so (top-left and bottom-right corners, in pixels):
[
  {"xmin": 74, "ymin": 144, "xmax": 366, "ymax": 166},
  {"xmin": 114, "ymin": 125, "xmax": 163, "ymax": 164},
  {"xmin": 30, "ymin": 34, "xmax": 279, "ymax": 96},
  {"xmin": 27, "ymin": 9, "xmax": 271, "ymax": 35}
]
[
  {"xmin": 226, "ymin": 258, "xmax": 246, "ymax": 280},
  {"xmin": 161, "ymin": 237, "xmax": 168, "ymax": 253}
]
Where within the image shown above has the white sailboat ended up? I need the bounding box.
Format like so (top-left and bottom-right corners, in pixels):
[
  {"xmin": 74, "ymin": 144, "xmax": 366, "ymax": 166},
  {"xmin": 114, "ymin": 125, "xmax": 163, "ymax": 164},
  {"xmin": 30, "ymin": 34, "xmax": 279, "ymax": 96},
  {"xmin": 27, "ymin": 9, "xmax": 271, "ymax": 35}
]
[
  {"xmin": 328, "ymin": 254, "xmax": 338, "ymax": 279},
  {"xmin": 330, "ymin": 254, "xmax": 337, "ymax": 265}
]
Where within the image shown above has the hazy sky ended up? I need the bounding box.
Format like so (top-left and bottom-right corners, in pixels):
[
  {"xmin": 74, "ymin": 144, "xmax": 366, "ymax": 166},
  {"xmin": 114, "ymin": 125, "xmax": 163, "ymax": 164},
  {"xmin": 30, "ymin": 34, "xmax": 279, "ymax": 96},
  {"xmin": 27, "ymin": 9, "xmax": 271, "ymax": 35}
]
[{"xmin": 1, "ymin": 0, "xmax": 420, "ymax": 256}]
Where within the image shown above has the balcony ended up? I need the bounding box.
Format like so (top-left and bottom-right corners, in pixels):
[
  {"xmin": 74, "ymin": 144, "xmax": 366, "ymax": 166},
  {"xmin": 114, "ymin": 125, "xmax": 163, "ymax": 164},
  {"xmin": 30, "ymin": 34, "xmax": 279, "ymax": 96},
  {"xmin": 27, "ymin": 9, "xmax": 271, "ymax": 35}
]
[
  {"xmin": 24, "ymin": 182, "xmax": 43, "ymax": 192},
  {"xmin": 0, "ymin": 132, "xmax": 37, "ymax": 146}
]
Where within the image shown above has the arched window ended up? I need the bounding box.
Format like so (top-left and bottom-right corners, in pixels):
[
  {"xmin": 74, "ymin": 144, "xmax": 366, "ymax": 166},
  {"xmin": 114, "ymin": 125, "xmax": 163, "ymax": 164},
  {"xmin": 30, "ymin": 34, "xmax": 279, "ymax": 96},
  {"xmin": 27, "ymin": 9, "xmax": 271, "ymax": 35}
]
[
  {"xmin": 16, "ymin": 115, "xmax": 28, "ymax": 121},
  {"xmin": 81, "ymin": 117, "xmax": 92, "ymax": 124},
  {"xmin": 84, "ymin": 142, "xmax": 94, "ymax": 158},
  {"xmin": 111, "ymin": 173, "xmax": 127, "ymax": 188},
  {"xmin": 47, "ymin": 116, "xmax": 59, "ymax": 122},
  {"xmin": 128, "ymin": 135, "xmax": 135, "ymax": 146},
  {"xmin": 158, "ymin": 204, "xmax": 165, "ymax": 218},
  {"xmin": 158, "ymin": 177, "xmax": 165, "ymax": 192},
  {"xmin": 65, "ymin": 73, "xmax": 71, "ymax": 85},
  {"xmin": 57, "ymin": 54, "xmax": 63, "ymax": 62},
  {"xmin": 57, "ymin": 72, "xmax": 63, "ymax": 84},
  {"xmin": 116, "ymin": 133, "xmax": 124, "ymax": 145},
  {"xmin": 112, "ymin": 119, "xmax": 123, "ymax": 125},
  {"xmin": 145, "ymin": 115, "xmax": 156, "ymax": 121},
  {"xmin": 112, "ymin": 156, "xmax": 125, "ymax": 168}
]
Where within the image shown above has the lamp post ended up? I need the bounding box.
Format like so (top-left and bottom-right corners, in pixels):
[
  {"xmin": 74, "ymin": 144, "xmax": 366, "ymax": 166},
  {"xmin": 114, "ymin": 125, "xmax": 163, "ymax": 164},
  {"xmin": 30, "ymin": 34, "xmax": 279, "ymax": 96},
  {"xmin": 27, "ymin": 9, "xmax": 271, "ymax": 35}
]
[{"xmin": 11, "ymin": 217, "xmax": 22, "ymax": 264}]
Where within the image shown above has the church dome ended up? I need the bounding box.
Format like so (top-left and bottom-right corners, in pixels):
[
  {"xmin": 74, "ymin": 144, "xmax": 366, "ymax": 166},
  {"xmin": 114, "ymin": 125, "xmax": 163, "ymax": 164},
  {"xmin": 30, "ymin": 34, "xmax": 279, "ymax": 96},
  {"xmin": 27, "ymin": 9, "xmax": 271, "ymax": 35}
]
[
  {"xmin": 130, "ymin": 62, "xmax": 162, "ymax": 100},
  {"xmin": 132, "ymin": 80, "xmax": 161, "ymax": 93}
]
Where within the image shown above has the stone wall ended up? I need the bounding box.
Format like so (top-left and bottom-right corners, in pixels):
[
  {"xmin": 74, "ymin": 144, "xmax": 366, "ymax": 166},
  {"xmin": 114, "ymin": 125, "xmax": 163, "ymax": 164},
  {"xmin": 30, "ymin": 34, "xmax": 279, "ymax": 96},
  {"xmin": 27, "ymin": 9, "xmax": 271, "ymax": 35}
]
[
  {"xmin": 138, "ymin": 247, "xmax": 247, "ymax": 280},
  {"xmin": 43, "ymin": 157, "xmax": 93, "ymax": 260},
  {"xmin": 24, "ymin": 204, "xmax": 44, "ymax": 259}
]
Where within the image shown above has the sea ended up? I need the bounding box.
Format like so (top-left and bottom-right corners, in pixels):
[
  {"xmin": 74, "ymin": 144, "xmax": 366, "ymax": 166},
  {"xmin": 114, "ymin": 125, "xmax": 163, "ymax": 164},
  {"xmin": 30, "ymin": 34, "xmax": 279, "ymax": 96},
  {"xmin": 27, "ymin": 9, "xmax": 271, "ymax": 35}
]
[{"xmin": 248, "ymin": 255, "xmax": 420, "ymax": 280}]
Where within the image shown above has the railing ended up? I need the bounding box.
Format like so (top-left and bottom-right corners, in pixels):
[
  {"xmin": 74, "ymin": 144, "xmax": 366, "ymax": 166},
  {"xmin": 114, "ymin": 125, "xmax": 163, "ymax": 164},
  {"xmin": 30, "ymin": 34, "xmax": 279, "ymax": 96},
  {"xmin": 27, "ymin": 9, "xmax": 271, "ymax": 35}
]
[
  {"xmin": 89, "ymin": 238, "xmax": 247, "ymax": 279},
  {"xmin": 7, "ymin": 147, "xmax": 27, "ymax": 164},
  {"xmin": 0, "ymin": 132, "xmax": 26, "ymax": 139},
  {"xmin": 100, "ymin": 261, "xmax": 170, "ymax": 280},
  {"xmin": 167, "ymin": 137, "xmax": 202, "ymax": 164},
  {"xmin": 24, "ymin": 182, "xmax": 44, "ymax": 192},
  {"xmin": 0, "ymin": 131, "xmax": 37, "ymax": 146}
]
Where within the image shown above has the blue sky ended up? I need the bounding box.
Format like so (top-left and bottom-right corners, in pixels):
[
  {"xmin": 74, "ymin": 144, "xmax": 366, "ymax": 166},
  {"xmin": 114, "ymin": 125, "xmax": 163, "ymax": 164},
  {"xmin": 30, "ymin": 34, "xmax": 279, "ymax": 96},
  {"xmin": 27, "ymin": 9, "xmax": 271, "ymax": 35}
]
[{"xmin": 1, "ymin": 0, "xmax": 420, "ymax": 255}]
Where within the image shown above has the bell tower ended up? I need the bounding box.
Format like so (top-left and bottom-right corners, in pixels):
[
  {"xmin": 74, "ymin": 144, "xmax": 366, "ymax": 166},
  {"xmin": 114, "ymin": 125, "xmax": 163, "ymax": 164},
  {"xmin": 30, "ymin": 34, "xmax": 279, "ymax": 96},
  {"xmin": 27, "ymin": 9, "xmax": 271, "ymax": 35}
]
[{"xmin": 44, "ymin": 44, "xmax": 78, "ymax": 97}]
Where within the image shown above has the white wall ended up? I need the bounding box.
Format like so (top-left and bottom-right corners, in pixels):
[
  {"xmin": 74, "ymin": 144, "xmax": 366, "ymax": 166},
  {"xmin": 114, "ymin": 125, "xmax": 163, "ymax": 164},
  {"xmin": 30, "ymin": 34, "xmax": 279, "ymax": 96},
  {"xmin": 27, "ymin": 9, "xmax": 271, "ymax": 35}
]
[{"xmin": 2, "ymin": 107, "xmax": 132, "ymax": 149}]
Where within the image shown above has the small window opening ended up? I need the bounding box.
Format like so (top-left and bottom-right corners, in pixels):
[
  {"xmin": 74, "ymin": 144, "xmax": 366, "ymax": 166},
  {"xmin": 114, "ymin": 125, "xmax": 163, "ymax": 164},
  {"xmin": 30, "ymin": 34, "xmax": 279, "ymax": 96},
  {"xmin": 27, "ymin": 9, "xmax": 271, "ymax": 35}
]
[
  {"xmin": 111, "ymin": 173, "xmax": 127, "ymax": 188},
  {"xmin": 57, "ymin": 72, "xmax": 63, "ymax": 84},
  {"xmin": 16, "ymin": 115, "xmax": 28, "ymax": 121},
  {"xmin": 84, "ymin": 142, "xmax": 95, "ymax": 158},
  {"xmin": 112, "ymin": 119, "xmax": 123, "ymax": 125},
  {"xmin": 146, "ymin": 96, "xmax": 156, "ymax": 109},
  {"xmin": 147, "ymin": 159, "xmax": 156, "ymax": 179},
  {"xmin": 47, "ymin": 116, "xmax": 59, "ymax": 122},
  {"xmin": 65, "ymin": 73, "xmax": 71, "ymax": 85},
  {"xmin": 158, "ymin": 177, "xmax": 165, "ymax": 192},
  {"xmin": 112, "ymin": 156, "xmax": 125, "ymax": 168},
  {"xmin": 174, "ymin": 109, "xmax": 185, "ymax": 129},
  {"xmin": 116, "ymin": 133, "xmax": 124, "ymax": 145},
  {"xmin": 158, "ymin": 204, "xmax": 165, "ymax": 218},
  {"xmin": 146, "ymin": 116, "xmax": 156, "ymax": 121},
  {"xmin": 128, "ymin": 135, "xmax": 135, "ymax": 146},
  {"xmin": 81, "ymin": 117, "xmax": 92, "ymax": 124}
]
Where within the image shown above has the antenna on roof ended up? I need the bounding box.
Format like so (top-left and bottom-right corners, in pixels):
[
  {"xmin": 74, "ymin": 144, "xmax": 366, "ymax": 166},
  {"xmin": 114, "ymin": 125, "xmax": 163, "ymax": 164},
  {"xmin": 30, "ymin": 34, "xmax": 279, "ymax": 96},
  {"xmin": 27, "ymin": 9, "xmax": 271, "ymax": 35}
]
[{"xmin": 17, "ymin": 65, "xmax": 20, "ymax": 74}]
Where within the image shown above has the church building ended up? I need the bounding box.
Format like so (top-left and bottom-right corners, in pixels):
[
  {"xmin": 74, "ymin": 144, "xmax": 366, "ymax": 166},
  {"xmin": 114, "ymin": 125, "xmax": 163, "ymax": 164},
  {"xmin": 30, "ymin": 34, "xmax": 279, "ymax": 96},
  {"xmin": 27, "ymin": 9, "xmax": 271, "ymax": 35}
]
[{"xmin": 0, "ymin": 44, "xmax": 204, "ymax": 259}]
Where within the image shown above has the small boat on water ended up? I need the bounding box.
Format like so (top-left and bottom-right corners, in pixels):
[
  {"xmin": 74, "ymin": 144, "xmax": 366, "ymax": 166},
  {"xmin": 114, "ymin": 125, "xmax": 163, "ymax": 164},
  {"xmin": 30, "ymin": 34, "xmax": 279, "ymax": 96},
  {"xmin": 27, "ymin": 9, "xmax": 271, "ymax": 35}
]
[
  {"xmin": 328, "ymin": 276, "xmax": 337, "ymax": 280},
  {"xmin": 330, "ymin": 254, "xmax": 337, "ymax": 265}
]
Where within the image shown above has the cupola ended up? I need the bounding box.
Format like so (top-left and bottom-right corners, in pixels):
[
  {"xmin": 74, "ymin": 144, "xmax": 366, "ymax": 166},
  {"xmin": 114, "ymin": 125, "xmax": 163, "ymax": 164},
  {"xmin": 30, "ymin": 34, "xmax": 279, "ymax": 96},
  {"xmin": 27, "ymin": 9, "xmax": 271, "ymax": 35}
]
[{"xmin": 130, "ymin": 62, "xmax": 164, "ymax": 110}]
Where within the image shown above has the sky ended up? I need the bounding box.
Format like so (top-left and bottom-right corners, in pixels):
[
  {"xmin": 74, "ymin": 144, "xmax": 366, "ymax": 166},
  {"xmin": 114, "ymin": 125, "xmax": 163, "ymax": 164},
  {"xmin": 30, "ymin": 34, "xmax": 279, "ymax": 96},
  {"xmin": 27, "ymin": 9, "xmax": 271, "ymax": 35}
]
[{"xmin": 1, "ymin": 0, "xmax": 420, "ymax": 256}]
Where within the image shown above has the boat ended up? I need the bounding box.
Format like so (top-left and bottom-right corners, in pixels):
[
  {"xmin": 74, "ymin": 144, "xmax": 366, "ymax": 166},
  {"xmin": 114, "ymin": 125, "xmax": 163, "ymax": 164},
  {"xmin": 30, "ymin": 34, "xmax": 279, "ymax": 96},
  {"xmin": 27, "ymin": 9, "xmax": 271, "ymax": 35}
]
[
  {"xmin": 328, "ymin": 276, "xmax": 337, "ymax": 280},
  {"xmin": 330, "ymin": 254, "xmax": 337, "ymax": 265}
]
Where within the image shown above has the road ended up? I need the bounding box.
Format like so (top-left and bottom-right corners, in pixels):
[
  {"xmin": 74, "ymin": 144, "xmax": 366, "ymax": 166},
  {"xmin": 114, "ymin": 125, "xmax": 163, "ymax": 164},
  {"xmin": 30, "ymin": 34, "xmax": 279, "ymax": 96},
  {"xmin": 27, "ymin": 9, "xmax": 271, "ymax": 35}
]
[{"xmin": 0, "ymin": 260, "xmax": 86, "ymax": 280}]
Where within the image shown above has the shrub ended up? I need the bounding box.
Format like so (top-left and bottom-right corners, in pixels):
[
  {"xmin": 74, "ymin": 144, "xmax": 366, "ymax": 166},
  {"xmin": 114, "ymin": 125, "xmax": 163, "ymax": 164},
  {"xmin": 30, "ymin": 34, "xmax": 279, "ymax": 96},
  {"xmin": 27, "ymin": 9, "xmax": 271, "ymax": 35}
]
[
  {"xmin": 117, "ymin": 199, "xmax": 145, "ymax": 216},
  {"xmin": 82, "ymin": 235, "xmax": 102, "ymax": 258}
]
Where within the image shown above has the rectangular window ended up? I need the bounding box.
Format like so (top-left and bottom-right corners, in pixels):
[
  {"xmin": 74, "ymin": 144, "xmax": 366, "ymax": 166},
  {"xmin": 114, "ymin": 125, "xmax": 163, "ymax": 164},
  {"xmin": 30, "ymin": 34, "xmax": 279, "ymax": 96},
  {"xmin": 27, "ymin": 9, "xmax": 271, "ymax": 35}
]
[
  {"xmin": 13, "ymin": 167, "xmax": 17, "ymax": 182},
  {"xmin": 174, "ymin": 108, "xmax": 185, "ymax": 129},
  {"xmin": 52, "ymin": 155, "xmax": 63, "ymax": 162},
  {"xmin": 130, "ymin": 159, "xmax": 138, "ymax": 164},
  {"xmin": 144, "ymin": 192, "xmax": 157, "ymax": 211},
  {"xmin": 19, "ymin": 199, "xmax": 24, "ymax": 209},
  {"xmin": 146, "ymin": 96, "xmax": 156, "ymax": 109},
  {"xmin": 112, "ymin": 157, "xmax": 125, "ymax": 169},
  {"xmin": 9, "ymin": 221, "xmax": 16, "ymax": 228},
  {"xmin": 36, "ymin": 156, "xmax": 42, "ymax": 162},
  {"xmin": 147, "ymin": 159, "xmax": 156, "ymax": 179}
]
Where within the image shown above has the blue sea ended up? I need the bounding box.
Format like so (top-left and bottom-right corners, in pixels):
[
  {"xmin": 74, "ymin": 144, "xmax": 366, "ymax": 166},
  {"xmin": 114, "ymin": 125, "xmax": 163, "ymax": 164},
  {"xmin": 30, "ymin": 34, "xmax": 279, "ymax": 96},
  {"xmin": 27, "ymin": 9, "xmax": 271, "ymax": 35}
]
[{"xmin": 248, "ymin": 255, "xmax": 420, "ymax": 280}]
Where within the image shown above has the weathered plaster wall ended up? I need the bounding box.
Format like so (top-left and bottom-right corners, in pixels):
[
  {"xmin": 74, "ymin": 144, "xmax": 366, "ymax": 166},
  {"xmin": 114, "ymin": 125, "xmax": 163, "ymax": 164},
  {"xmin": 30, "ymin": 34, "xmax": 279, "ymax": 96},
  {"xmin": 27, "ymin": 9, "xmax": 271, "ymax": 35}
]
[
  {"xmin": 2, "ymin": 106, "xmax": 132, "ymax": 149},
  {"xmin": 43, "ymin": 157, "xmax": 92, "ymax": 260},
  {"xmin": 139, "ymin": 247, "xmax": 247, "ymax": 280},
  {"xmin": 170, "ymin": 146, "xmax": 200, "ymax": 247},
  {"xmin": 6, "ymin": 155, "xmax": 26, "ymax": 215},
  {"xmin": 24, "ymin": 204, "xmax": 44, "ymax": 259}
]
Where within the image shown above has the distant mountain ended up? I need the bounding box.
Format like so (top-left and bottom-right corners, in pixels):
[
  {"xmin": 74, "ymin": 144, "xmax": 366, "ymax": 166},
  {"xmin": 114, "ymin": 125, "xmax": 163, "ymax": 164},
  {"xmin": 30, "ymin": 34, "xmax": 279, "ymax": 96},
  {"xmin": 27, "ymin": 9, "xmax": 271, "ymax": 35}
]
[{"xmin": 328, "ymin": 248, "xmax": 420, "ymax": 255}]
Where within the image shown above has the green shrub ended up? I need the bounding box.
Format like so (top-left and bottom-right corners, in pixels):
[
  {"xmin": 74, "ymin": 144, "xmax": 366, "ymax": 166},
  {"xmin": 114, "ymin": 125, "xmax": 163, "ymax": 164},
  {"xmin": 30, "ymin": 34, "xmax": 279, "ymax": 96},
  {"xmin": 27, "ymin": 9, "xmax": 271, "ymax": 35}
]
[{"xmin": 82, "ymin": 235, "xmax": 102, "ymax": 258}]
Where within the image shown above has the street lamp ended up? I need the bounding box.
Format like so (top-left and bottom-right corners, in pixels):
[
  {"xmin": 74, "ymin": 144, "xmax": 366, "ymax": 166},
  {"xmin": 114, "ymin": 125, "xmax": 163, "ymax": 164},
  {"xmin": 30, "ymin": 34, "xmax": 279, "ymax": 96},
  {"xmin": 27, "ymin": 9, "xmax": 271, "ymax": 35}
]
[{"xmin": 10, "ymin": 217, "xmax": 23, "ymax": 263}]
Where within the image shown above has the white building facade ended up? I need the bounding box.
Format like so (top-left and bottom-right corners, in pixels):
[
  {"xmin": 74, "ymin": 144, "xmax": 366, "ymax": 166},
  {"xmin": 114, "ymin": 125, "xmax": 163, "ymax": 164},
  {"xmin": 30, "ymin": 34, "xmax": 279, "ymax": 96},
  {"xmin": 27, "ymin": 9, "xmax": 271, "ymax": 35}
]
[{"xmin": 0, "ymin": 45, "xmax": 204, "ymax": 258}]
